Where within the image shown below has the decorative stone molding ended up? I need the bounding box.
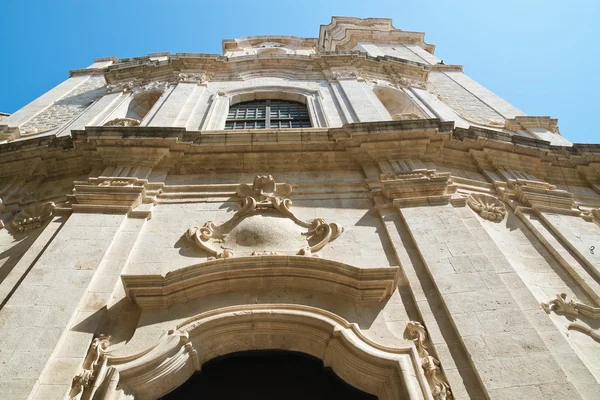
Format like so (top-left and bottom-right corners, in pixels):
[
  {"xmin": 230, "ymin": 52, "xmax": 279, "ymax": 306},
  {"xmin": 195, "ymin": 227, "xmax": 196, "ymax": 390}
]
[
  {"xmin": 105, "ymin": 78, "xmax": 143, "ymax": 94},
  {"xmin": 542, "ymin": 293, "xmax": 600, "ymax": 343},
  {"xmin": 504, "ymin": 116, "xmax": 559, "ymax": 134},
  {"xmin": 122, "ymin": 256, "xmax": 400, "ymax": 308},
  {"xmin": 72, "ymin": 305, "xmax": 430, "ymax": 400},
  {"xmin": 131, "ymin": 80, "xmax": 169, "ymax": 95},
  {"xmin": 380, "ymin": 169, "xmax": 457, "ymax": 207},
  {"xmin": 508, "ymin": 179, "xmax": 577, "ymax": 214},
  {"xmin": 329, "ymin": 69, "xmax": 363, "ymax": 81},
  {"xmin": 391, "ymin": 113, "xmax": 423, "ymax": 121},
  {"xmin": 467, "ymin": 193, "xmax": 506, "ymax": 222},
  {"xmin": 177, "ymin": 72, "xmax": 207, "ymax": 84},
  {"xmin": 72, "ymin": 176, "xmax": 155, "ymax": 218},
  {"xmin": 8, "ymin": 201, "xmax": 55, "ymax": 232},
  {"xmin": 102, "ymin": 117, "xmax": 140, "ymax": 127},
  {"xmin": 106, "ymin": 79, "xmax": 168, "ymax": 95},
  {"xmin": 69, "ymin": 334, "xmax": 112, "ymax": 400},
  {"xmin": 406, "ymin": 321, "xmax": 453, "ymax": 400},
  {"xmin": 186, "ymin": 175, "xmax": 343, "ymax": 258}
]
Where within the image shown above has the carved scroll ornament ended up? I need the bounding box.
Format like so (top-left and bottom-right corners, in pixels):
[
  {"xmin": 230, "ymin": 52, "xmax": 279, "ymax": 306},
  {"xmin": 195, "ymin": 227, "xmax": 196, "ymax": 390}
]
[
  {"xmin": 467, "ymin": 193, "xmax": 506, "ymax": 222},
  {"xmin": 542, "ymin": 293, "xmax": 600, "ymax": 342},
  {"xmin": 406, "ymin": 321, "xmax": 453, "ymax": 400},
  {"xmin": 186, "ymin": 175, "xmax": 343, "ymax": 259},
  {"xmin": 69, "ymin": 334, "xmax": 112, "ymax": 400},
  {"xmin": 9, "ymin": 201, "xmax": 55, "ymax": 232}
]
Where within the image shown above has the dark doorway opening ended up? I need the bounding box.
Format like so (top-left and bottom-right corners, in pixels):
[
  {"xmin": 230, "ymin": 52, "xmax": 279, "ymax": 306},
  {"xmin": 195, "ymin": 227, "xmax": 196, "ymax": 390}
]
[{"xmin": 160, "ymin": 350, "xmax": 378, "ymax": 400}]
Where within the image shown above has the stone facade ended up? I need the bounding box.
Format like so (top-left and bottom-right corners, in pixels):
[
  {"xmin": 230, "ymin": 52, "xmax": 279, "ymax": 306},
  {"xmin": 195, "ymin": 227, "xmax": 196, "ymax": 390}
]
[{"xmin": 0, "ymin": 16, "xmax": 599, "ymax": 400}]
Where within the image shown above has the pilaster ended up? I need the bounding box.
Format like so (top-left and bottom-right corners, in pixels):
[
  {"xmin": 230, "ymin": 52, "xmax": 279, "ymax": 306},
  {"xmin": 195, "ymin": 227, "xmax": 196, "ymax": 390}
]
[{"xmin": 378, "ymin": 167, "xmax": 585, "ymax": 399}]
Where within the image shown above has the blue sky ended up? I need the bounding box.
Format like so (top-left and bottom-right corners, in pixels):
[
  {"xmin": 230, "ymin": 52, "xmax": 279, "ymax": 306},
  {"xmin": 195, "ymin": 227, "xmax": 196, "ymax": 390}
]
[{"xmin": 1, "ymin": 0, "xmax": 598, "ymax": 143}]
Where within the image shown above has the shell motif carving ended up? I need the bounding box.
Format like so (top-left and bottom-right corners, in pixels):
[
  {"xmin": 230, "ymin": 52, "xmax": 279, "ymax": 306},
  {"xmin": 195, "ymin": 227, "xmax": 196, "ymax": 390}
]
[
  {"xmin": 467, "ymin": 193, "xmax": 506, "ymax": 222},
  {"xmin": 186, "ymin": 175, "xmax": 343, "ymax": 259},
  {"xmin": 10, "ymin": 201, "xmax": 55, "ymax": 232}
]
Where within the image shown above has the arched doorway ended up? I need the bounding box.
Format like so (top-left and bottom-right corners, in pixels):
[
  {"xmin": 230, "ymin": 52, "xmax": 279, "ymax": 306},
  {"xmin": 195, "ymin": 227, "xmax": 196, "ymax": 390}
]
[{"xmin": 160, "ymin": 350, "xmax": 377, "ymax": 399}]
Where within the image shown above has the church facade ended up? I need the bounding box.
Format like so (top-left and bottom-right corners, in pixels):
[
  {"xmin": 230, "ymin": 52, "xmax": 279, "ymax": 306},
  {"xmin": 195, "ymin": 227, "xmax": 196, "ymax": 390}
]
[{"xmin": 0, "ymin": 16, "xmax": 599, "ymax": 399}]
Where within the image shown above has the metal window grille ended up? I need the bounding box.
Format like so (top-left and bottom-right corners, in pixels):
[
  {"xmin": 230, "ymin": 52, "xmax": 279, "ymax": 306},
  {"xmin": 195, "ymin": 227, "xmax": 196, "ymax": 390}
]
[{"xmin": 224, "ymin": 100, "xmax": 311, "ymax": 130}]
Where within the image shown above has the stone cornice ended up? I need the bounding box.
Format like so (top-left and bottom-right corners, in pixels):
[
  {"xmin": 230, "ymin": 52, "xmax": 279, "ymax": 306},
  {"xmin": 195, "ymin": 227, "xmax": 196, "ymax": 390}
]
[
  {"xmin": 1, "ymin": 121, "xmax": 600, "ymax": 191},
  {"xmin": 71, "ymin": 52, "xmax": 431, "ymax": 86},
  {"xmin": 318, "ymin": 17, "xmax": 435, "ymax": 53}
]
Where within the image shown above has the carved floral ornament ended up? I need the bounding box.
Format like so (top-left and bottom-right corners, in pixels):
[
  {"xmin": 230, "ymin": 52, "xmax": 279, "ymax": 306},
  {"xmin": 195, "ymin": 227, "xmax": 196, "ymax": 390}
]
[
  {"xmin": 186, "ymin": 175, "xmax": 343, "ymax": 259},
  {"xmin": 467, "ymin": 193, "xmax": 506, "ymax": 222},
  {"xmin": 7, "ymin": 201, "xmax": 55, "ymax": 232}
]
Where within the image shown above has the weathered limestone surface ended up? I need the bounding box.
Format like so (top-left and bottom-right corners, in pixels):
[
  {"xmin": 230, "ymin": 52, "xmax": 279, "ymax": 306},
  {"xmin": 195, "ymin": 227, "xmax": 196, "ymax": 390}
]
[{"xmin": 0, "ymin": 15, "xmax": 598, "ymax": 400}]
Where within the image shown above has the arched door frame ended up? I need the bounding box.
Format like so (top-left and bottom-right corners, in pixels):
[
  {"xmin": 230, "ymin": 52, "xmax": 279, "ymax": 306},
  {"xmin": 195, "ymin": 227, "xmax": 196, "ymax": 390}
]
[{"xmin": 70, "ymin": 304, "xmax": 433, "ymax": 400}]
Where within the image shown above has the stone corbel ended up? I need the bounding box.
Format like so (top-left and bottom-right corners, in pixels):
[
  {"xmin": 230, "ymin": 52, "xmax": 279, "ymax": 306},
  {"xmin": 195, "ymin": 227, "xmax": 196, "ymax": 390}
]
[
  {"xmin": 542, "ymin": 293, "xmax": 600, "ymax": 342},
  {"xmin": 406, "ymin": 321, "xmax": 453, "ymax": 400}
]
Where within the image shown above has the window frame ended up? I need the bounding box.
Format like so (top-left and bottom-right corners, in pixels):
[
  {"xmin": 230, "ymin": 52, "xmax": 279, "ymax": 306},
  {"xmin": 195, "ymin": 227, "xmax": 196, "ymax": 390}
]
[{"xmin": 224, "ymin": 99, "xmax": 312, "ymax": 130}]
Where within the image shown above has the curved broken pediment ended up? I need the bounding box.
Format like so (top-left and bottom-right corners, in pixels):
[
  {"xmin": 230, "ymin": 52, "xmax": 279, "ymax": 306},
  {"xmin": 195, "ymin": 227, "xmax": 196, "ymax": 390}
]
[{"xmin": 186, "ymin": 175, "xmax": 343, "ymax": 258}]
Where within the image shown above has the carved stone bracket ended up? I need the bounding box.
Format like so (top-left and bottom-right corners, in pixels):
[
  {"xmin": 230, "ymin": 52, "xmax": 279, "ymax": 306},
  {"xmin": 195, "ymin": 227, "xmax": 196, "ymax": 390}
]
[
  {"xmin": 186, "ymin": 175, "xmax": 343, "ymax": 259},
  {"xmin": 542, "ymin": 293, "xmax": 600, "ymax": 342},
  {"xmin": 406, "ymin": 321, "xmax": 453, "ymax": 400},
  {"xmin": 467, "ymin": 193, "xmax": 506, "ymax": 222},
  {"xmin": 8, "ymin": 201, "xmax": 55, "ymax": 232}
]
